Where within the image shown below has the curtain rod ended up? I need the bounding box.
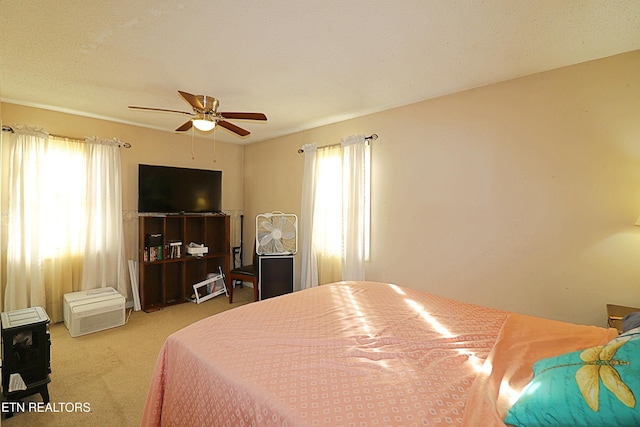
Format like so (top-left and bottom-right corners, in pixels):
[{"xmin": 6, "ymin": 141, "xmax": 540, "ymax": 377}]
[
  {"xmin": 297, "ymin": 134, "xmax": 378, "ymax": 154},
  {"xmin": 1, "ymin": 125, "xmax": 132, "ymax": 148}
]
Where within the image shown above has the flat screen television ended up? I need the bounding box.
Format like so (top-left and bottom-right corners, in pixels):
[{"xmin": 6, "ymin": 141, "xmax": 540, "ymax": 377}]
[{"xmin": 138, "ymin": 164, "xmax": 222, "ymax": 214}]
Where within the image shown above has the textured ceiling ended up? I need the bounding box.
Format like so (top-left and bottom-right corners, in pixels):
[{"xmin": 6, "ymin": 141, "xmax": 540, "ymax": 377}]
[{"xmin": 1, "ymin": 1, "xmax": 639, "ymax": 144}]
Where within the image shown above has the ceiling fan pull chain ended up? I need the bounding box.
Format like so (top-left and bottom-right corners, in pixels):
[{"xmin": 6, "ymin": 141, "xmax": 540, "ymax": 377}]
[
  {"xmin": 191, "ymin": 127, "xmax": 195, "ymax": 160},
  {"xmin": 213, "ymin": 131, "xmax": 217, "ymax": 163}
]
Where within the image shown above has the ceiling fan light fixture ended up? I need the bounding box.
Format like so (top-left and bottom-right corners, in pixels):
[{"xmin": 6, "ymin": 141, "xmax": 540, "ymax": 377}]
[
  {"xmin": 129, "ymin": 91, "xmax": 264, "ymax": 136},
  {"xmin": 192, "ymin": 117, "xmax": 216, "ymax": 132}
]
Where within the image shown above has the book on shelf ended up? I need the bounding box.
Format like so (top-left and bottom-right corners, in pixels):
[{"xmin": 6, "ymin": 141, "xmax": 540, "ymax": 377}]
[
  {"xmin": 144, "ymin": 233, "xmax": 164, "ymax": 261},
  {"xmin": 168, "ymin": 241, "xmax": 183, "ymax": 259}
]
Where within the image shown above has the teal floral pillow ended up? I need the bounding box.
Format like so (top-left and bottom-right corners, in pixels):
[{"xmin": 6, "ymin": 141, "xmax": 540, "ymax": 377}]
[{"xmin": 505, "ymin": 334, "xmax": 640, "ymax": 427}]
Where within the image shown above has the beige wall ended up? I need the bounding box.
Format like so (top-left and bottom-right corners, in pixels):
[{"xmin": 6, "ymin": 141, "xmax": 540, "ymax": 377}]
[
  {"xmin": 2, "ymin": 51, "xmax": 639, "ymax": 326},
  {"xmin": 244, "ymin": 50, "xmax": 640, "ymax": 326},
  {"xmin": 0, "ymin": 104, "xmax": 245, "ymax": 302},
  {"xmin": 1, "ymin": 103, "xmax": 244, "ymax": 211}
]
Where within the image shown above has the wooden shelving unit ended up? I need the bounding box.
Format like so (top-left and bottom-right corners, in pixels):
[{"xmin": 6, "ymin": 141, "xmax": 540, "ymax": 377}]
[{"xmin": 138, "ymin": 214, "xmax": 230, "ymax": 312}]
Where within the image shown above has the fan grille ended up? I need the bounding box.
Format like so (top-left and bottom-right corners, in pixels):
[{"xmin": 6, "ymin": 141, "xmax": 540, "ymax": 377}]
[{"xmin": 256, "ymin": 213, "xmax": 298, "ymax": 255}]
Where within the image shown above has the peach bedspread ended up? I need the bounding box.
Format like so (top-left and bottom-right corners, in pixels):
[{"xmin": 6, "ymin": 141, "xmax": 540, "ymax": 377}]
[{"xmin": 141, "ymin": 281, "xmax": 616, "ymax": 426}]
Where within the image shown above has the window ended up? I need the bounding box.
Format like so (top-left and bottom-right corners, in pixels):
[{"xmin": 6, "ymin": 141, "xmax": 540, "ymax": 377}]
[
  {"xmin": 3, "ymin": 129, "xmax": 126, "ymax": 322},
  {"xmin": 312, "ymin": 144, "xmax": 371, "ymax": 261},
  {"xmin": 313, "ymin": 145, "xmax": 343, "ymax": 257},
  {"xmin": 301, "ymin": 136, "xmax": 371, "ymax": 286},
  {"xmin": 35, "ymin": 137, "xmax": 87, "ymax": 258}
]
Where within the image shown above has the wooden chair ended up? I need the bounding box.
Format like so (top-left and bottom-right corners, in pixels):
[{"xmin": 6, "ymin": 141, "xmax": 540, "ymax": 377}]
[{"xmin": 228, "ymin": 243, "xmax": 259, "ymax": 303}]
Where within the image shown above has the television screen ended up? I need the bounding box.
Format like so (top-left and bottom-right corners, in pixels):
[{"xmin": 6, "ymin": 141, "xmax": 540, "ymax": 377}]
[{"xmin": 138, "ymin": 164, "xmax": 222, "ymax": 214}]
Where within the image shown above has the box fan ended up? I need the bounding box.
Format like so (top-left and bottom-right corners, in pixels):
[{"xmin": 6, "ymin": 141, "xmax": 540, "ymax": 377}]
[{"xmin": 256, "ymin": 212, "xmax": 298, "ymax": 255}]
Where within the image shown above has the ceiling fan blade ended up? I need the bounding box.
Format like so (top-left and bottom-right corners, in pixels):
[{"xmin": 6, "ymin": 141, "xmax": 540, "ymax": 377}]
[
  {"xmin": 129, "ymin": 106, "xmax": 193, "ymax": 116},
  {"xmin": 178, "ymin": 91, "xmax": 205, "ymax": 110},
  {"xmin": 175, "ymin": 120, "xmax": 193, "ymax": 132},
  {"xmin": 219, "ymin": 112, "xmax": 267, "ymax": 121},
  {"xmin": 218, "ymin": 120, "xmax": 250, "ymax": 137}
]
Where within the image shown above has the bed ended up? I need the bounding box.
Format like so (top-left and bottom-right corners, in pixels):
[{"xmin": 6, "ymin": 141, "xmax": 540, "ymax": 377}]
[{"xmin": 141, "ymin": 281, "xmax": 640, "ymax": 426}]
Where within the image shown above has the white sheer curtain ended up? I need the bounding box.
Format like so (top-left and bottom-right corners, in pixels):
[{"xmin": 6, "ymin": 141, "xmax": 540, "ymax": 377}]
[
  {"xmin": 3, "ymin": 128, "xmax": 126, "ymax": 322},
  {"xmin": 81, "ymin": 137, "xmax": 127, "ymax": 296},
  {"xmin": 299, "ymin": 135, "xmax": 370, "ymax": 287},
  {"xmin": 341, "ymin": 135, "xmax": 368, "ymax": 281},
  {"xmin": 299, "ymin": 143, "xmax": 319, "ymax": 290},
  {"xmin": 5, "ymin": 128, "xmax": 54, "ymax": 313}
]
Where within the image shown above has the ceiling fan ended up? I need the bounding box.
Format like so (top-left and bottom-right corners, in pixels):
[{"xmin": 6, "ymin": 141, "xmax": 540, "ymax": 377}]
[{"xmin": 129, "ymin": 91, "xmax": 267, "ymax": 136}]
